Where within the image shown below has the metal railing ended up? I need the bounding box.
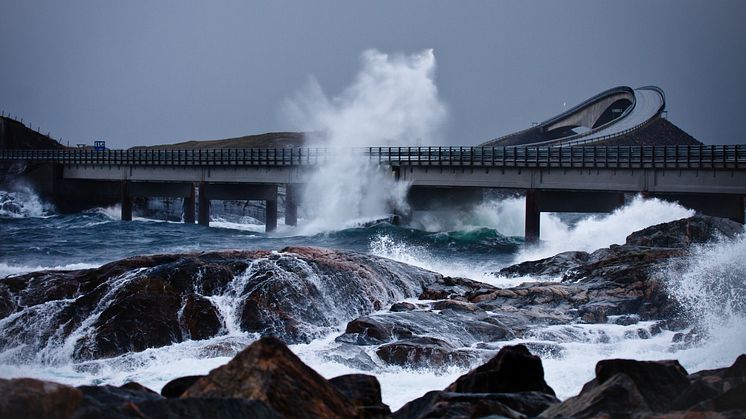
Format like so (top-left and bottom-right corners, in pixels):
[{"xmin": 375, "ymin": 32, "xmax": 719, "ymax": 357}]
[{"xmin": 0, "ymin": 145, "xmax": 744, "ymax": 170}]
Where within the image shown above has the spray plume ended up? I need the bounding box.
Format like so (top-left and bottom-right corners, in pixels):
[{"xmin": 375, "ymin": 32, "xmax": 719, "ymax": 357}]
[{"xmin": 283, "ymin": 49, "xmax": 447, "ymax": 233}]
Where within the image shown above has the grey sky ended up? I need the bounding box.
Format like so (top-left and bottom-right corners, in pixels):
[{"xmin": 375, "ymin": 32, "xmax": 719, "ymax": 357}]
[{"xmin": 1, "ymin": 0, "xmax": 744, "ymax": 148}]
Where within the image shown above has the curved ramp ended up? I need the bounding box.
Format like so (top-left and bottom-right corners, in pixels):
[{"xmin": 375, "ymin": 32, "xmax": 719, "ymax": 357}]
[{"xmin": 482, "ymin": 86, "xmax": 666, "ymax": 147}]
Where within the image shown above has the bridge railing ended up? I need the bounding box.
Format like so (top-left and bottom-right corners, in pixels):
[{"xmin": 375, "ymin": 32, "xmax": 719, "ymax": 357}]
[{"xmin": 0, "ymin": 145, "xmax": 744, "ymax": 170}]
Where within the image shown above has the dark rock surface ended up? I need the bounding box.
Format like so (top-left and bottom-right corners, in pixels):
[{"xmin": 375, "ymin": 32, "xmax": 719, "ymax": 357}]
[
  {"xmin": 0, "ymin": 378, "xmax": 83, "ymax": 419},
  {"xmin": 181, "ymin": 336, "xmax": 358, "ymax": 418},
  {"xmin": 160, "ymin": 375, "xmax": 204, "ymax": 398},
  {"xmin": 445, "ymin": 344, "xmax": 556, "ymax": 396},
  {"xmin": 540, "ymin": 355, "xmax": 746, "ymax": 418},
  {"xmin": 0, "ymin": 247, "xmax": 439, "ymax": 360},
  {"xmin": 376, "ymin": 336, "xmax": 474, "ymax": 369},
  {"xmin": 329, "ymin": 374, "xmax": 391, "ymax": 417},
  {"xmin": 394, "ymin": 390, "xmax": 559, "ymax": 419}
]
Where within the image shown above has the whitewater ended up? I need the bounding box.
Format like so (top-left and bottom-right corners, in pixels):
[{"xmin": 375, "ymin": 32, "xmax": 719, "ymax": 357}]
[
  {"xmin": 1, "ymin": 49, "xmax": 745, "ymax": 410},
  {"xmin": 1, "ymin": 188, "xmax": 745, "ymax": 410}
]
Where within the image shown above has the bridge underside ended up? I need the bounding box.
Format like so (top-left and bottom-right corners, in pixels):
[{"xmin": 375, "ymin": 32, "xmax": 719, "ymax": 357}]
[{"xmin": 21, "ymin": 159, "xmax": 746, "ymax": 241}]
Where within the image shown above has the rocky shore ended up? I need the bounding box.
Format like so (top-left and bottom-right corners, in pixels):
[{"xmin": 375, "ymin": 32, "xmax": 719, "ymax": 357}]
[
  {"xmin": 1, "ymin": 337, "xmax": 744, "ymax": 418},
  {"xmin": 0, "ymin": 214, "xmax": 744, "ymax": 417}
]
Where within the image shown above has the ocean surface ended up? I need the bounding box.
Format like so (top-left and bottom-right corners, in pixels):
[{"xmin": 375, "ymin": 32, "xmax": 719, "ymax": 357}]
[{"xmin": 1, "ymin": 187, "xmax": 745, "ymax": 410}]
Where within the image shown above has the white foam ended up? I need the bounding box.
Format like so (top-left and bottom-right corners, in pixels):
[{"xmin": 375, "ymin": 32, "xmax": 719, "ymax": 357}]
[
  {"xmin": 0, "ymin": 262, "xmax": 101, "ymax": 278},
  {"xmin": 0, "ymin": 188, "xmax": 54, "ymax": 218},
  {"xmin": 283, "ymin": 49, "xmax": 447, "ymax": 234},
  {"xmin": 518, "ymin": 195, "xmax": 694, "ymax": 262}
]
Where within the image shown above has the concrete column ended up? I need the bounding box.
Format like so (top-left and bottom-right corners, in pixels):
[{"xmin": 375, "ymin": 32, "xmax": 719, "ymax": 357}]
[
  {"xmin": 183, "ymin": 183, "xmax": 196, "ymax": 224},
  {"xmin": 120, "ymin": 180, "xmax": 132, "ymax": 221},
  {"xmin": 266, "ymin": 199, "xmax": 278, "ymax": 233},
  {"xmin": 525, "ymin": 189, "xmax": 540, "ymax": 244},
  {"xmin": 285, "ymin": 184, "xmax": 298, "ymax": 226},
  {"xmin": 198, "ymin": 182, "xmax": 209, "ymax": 226}
]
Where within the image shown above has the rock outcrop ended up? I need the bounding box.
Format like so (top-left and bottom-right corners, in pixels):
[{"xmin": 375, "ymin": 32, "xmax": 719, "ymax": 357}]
[
  {"xmin": 181, "ymin": 336, "xmax": 358, "ymax": 418},
  {"xmin": 336, "ymin": 216, "xmax": 743, "ymax": 369},
  {"xmin": 0, "ymin": 247, "xmax": 439, "ymax": 360}
]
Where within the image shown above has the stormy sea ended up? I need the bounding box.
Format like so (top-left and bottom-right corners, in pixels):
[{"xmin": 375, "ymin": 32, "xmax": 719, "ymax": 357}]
[{"xmin": 1, "ymin": 187, "xmax": 744, "ymax": 411}]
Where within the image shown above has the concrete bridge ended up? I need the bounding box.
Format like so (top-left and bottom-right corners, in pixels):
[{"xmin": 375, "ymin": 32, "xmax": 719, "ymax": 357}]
[{"xmin": 1, "ymin": 145, "xmax": 745, "ymax": 241}]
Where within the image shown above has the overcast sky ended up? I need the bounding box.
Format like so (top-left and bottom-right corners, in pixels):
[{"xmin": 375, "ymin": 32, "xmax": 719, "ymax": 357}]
[{"xmin": 1, "ymin": 0, "xmax": 745, "ymax": 148}]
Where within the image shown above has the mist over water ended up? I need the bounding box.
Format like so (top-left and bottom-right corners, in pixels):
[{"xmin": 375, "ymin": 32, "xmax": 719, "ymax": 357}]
[{"xmin": 283, "ymin": 49, "xmax": 447, "ymax": 234}]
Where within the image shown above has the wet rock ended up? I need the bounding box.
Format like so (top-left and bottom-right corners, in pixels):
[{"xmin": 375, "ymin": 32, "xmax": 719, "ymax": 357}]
[
  {"xmin": 161, "ymin": 375, "xmax": 204, "ymax": 398},
  {"xmin": 540, "ymin": 373, "xmax": 650, "ymax": 418},
  {"xmin": 419, "ymin": 276, "xmax": 495, "ymax": 301},
  {"xmin": 329, "ymin": 374, "xmax": 391, "ymax": 417},
  {"xmin": 395, "ymin": 391, "xmax": 559, "ymax": 419},
  {"xmin": 181, "ymin": 294, "xmax": 223, "ymax": 340},
  {"xmin": 389, "ymin": 301, "xmax": 416, "ymax": 312},
  {"xmin": 338, "ymin": 308, "xmax": 513, "ymax": 352},
  {"xmin": 181, "ymin": 336, "xmax": 357, "ymax": 418},
  {"xmin": 431, "ymin": 299, "xmax": 480, "ymax": 313},
  {"xmin": 445, "ymin": 344, "xmax": 556, "ymax": 396},
  {"xmin": 498, "ymin": 251, "xmax": 590, "ymax": 278},
  {"xmin": 0, "ymin": 378, "xmax": 83, "ymax": 419},
  {"xmin": 0, "ymin": 247, "xmax": 438, "ymax": 360},
  {"xmin": 625, "ymin": 215, "xmax": 743, "ymax": 248},
  {"xmin": 376, "ymin": 336, "xmax": 474, "ymax": 369}
]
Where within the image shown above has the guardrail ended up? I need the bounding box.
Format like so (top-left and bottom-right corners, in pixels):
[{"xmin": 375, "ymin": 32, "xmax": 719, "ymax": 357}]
[{"xmin": 1, "ymin": 145, "xmax": 744, "ymax": 170}]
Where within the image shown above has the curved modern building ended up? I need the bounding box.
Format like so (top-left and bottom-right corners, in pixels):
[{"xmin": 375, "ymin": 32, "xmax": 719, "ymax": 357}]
[{"xmin": 481, "ymin": 85, "xmax": 699, "ymax": 147}]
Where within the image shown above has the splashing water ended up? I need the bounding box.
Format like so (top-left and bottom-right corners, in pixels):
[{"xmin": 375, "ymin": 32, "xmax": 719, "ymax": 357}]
[
  {"xmin": 0, "ymin": 187, "xmax": 54, "ymax": 218},
  {"xmin": 517, "ymin": 195, "xmax": 694, "ymax": 262},
  {"xmin": 283, "ymin": 49, "xmax": 447, "ymax": 234}
]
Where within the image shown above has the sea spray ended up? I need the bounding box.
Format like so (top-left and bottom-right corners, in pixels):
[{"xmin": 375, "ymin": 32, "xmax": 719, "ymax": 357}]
[
  {"xmin": 516, "ymin": 195, "xmax": 694, "ymax": 262},
  {"xmin": 283, "ymin": 49, "xmax": 447, "ymax": 233},
  {"xmin": 0, "ymin": 187, "xmax": 54, "ymax": 218}
]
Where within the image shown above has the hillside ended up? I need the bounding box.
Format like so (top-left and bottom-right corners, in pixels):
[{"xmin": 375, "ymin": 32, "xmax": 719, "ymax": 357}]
[
  {"xmin": 0, "ymin": 116, "xmax": 65, "ymax": 149},
  {"xmin": 133, "ymin": 132, "xmax": 305, "ymax": 150}
]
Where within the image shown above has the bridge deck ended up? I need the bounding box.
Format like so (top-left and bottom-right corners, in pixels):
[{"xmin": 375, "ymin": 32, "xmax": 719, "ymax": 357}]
[{"xmin": 1, "ymin": 145, "xmax": 744, "ymax": 170}]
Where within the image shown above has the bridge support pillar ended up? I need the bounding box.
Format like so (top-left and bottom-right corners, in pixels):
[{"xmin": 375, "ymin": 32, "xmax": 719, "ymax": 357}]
[
  {"xmin": 183, "ymin": 183, "xmax": 196, "ymax": 224},
  {"xmin": 285, "ymin": 184, "xmax": 298, "ymax": 226},
  {"xmin": 198, "ymin": 182, "xmax": 210, "ymax": 226},
  {"xmin": 266, "ymin": 199, "xmax": 278, "ymax": 233},
  {"xmin": 120, "ymin": 181, "xmax": 132, "ymax": 221},
  {"xmin": 525, "ymin": 189, "xmax": 540, "ymax": 244}
]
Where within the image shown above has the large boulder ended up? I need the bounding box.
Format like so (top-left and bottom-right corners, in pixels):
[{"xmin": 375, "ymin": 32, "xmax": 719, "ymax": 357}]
[
  {"xmin": 394, "ymin": 391, "xmax": 558, "ymax": 419},
  {"xmin": 445, "ymin": 344, "xmax": 555, "ymax": 396},
  {"xmin": 0, "ymin": 378, "xmax": 83, "ymax": 419},
  {"xmin": 0, "ymin": 247, "xmax": 438, "ymax": 360},
  {"xmin": 181, "ymin": 336, "xmax": 357, "ymax": 418},
  {"xmin": 540, "ymin": 373, "xmax": 650, "ymax": 418},
  {"xmin": 329, "ymin": 374, "xmax": 391, "ymax": 417}
]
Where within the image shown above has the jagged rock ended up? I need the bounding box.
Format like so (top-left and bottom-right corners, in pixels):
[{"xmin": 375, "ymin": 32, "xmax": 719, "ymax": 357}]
[
  {"xmin": 540, "ymin": 373, "xmax": 650, "ymax": 418},
  {"xmin": 181, "ymin": 336, "xmax": 357, "ymax": 418},
  {"xmin": 594, "ymin": 359, "xmax": 690, "ymax": 411},
  {"xmin": 338, "ymin": 309, "xmax": 513, "ymax": 350},
  {"xmin": 72, "ymin": 384, "xmax": 164, "ymax": 418},
  {"xmin": 0, "ymin": 247, "xmax": 438, "ymax": 360},
  {"xmin": 376, "ymin": 336, "xmax": 474, "ymax": 369},
  {"xmin": 329, "ymin": 374, "xmax": 391, "ymax": 417},
  {"xmin": 625, "ymin": 215, "xmax": 743, "ymax": 248},
  {"xmin": 445, "ymin": 344, "xmax": 556, "ymax": 396},
  {"xmin": 161, "ymin": 376, "xmax": 204, "ymax": 398},
  {"xmin": 0, "ymin": 378, "xmax": 83, "ymax": 419},
  {"xmin": 395, "ymin": 391, "xmax": 559, "ymax": 419}
]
